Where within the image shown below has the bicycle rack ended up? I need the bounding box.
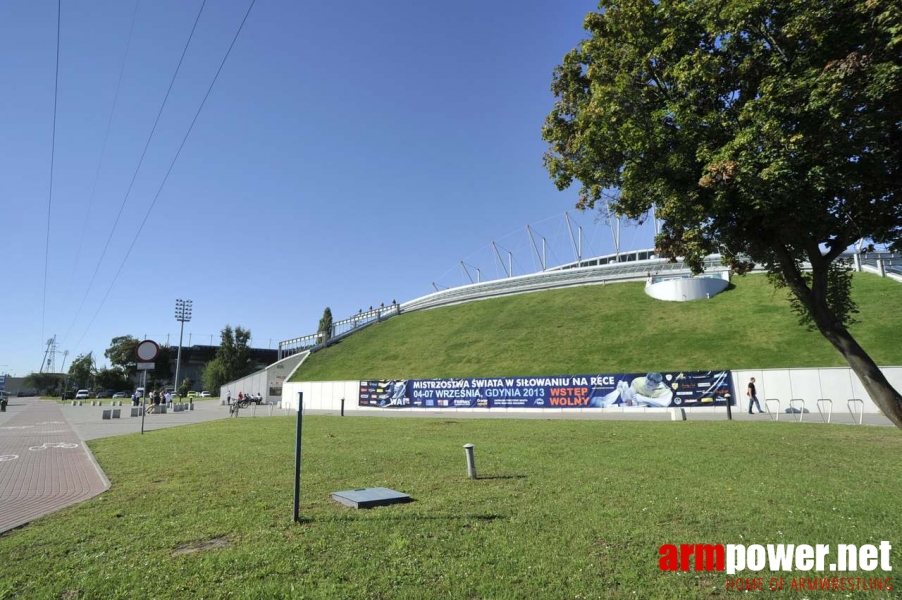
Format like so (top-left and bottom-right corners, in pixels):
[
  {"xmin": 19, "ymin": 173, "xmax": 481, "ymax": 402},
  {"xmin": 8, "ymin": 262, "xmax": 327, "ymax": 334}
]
[
  {"xmin": 847, "ymin": 399, "xmax": 864, "ymax": 425},
  {"xmin": 816, "ymin": 399, "xmax": 833, "ymax": 424},
  {"xmin": 789, "ymin": 399, "xmax": 805, "ymax": 423},
  {"xmin": 765, "ymin": 399, "xmax": 781, "ymax": 421}
]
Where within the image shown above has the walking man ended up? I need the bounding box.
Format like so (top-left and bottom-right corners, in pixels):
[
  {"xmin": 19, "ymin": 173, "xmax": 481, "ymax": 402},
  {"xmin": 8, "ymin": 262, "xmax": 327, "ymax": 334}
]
[{"xmin": 747, "ymin": 377, "xmax": 763, "ymax": 414}]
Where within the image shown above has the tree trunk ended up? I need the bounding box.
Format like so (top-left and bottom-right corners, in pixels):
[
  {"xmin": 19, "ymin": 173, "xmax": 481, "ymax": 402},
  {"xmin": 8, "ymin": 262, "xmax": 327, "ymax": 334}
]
[
  {"xmin": 777, "ymin": 251, "xmax": 902, "ymax": 429},
  {"xmin": 812, "ymin": 311, "xmax": 902, "ymax": 429}
]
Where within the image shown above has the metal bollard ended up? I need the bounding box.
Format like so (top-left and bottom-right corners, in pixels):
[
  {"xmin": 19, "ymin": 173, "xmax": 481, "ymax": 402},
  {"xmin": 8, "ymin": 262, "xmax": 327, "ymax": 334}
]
[{"xmin": 463, "ymin": 443, "xmax": 477, "ymax": 480}]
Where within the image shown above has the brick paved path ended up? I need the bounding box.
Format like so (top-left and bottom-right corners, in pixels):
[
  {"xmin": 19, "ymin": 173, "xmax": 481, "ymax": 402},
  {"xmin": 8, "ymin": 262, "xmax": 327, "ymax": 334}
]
[{"xmin": 0, "ymin": 398, "xmax": 109, "ymax": 534}]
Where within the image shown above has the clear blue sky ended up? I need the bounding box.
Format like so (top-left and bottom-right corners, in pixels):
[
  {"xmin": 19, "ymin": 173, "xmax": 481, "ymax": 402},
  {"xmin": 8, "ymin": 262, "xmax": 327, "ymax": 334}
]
[{"xmin": 1, "ymin": 0, "xmax": 656, "ymax": 377}]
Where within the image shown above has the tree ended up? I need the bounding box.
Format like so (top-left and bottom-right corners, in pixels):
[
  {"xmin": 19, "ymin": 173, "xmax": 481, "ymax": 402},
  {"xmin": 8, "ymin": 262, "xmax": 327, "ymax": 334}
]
[
  {"xmin": 202, "ymin": 358, "xmax": 228, "ymax": 393},
  {"xmin": 95, "ymin": 367, "xmax": 131, "ymax": 392},
  {"xmin": 203, "ymin": 325, "xmax": 253, "ymax": 391},
  {"xmin": 149, "ymin": 346, "xmax": 173, "ymax": 388},
  {"xmin": 318, "ymin": 307, "xmax": 334, "ymax": 344},
  {"xmin": 104, "ymin": 335, "xmax": 139, "ymax": 378},
  {"xmin": 68, "ymin": 353, "xmax": 95, "ymax": 389},
  {"xmin": 23, "ymin": 372, "xmax": 62, "ymax": 395},
  {"xmin": 104, "ymin": 335, "xmax": 175, "ymax": 388},
  {"xmin": 543, "ymin": 0, "xmax": 902, "ymax": 427},
  {"xmin": 178, "ymin": 376, "xmax": 193, "ymax": 398}
]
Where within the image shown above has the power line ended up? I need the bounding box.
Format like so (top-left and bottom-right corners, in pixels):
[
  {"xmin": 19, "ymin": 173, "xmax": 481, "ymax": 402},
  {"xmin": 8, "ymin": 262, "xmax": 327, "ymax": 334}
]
[
  {"xmin": 62, "ymin": 0, "xmax": 208, "ymax": 347},
  {"xmin": 73, "ymin": 0, "xmax": 258, "ymax": 353},
  {"xmin": 41, "ymin": 0, "xmax": 61, "ymax": 348},
  {"xmin": 70, "ymin": 0, "xmax": 142, "ymax": 288}
]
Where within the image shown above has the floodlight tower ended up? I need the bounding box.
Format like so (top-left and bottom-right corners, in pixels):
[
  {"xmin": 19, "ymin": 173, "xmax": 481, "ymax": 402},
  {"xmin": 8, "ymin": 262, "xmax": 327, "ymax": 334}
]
[{"xmin": 173, "ymin": 299, "xmax": 193, "ymax": 397}]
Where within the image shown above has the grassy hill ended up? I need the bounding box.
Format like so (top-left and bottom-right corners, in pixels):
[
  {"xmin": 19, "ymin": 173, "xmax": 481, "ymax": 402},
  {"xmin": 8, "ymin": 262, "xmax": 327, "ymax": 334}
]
[{"xmin": 292, "ymin": 273, "xmax": 902, "ymax": 381}]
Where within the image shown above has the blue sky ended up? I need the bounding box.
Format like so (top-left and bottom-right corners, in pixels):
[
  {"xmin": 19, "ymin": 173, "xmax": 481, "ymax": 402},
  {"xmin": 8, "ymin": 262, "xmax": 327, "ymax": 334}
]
[{"xmin": 1, "ymin": 0, "xmax": 656, "ymax": 377}]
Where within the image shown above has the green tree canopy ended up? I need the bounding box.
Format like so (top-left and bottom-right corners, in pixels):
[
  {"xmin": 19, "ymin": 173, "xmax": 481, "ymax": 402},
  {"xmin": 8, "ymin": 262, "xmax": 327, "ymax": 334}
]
[
  {"xmin": 94, "ymin": 368, "xmax": 131, "ymax": 392},
  {"xmin": 202, "ymin": 325, "xmax": 253, "ymax": 392},
  {"xmin": 68, "ymin": 353, "xmax": 95, "ymax": 389},
  {"xmin": 104, "ymin": 335, "xmax": 139, "ymax": 375},
  {"xmin": 23, "ymin": 372, "xmax": 63, "ymax": 395},
  {"xmin": 318, "ymin": 307, "xmax": 334, "ymax": 344},
  {"xmin": 543, "ymin": 0, "xmax": 902, "ymax": 427},
  {"xmin": 178, "ymin": 376, "xmax": 193, "ymax": 398}
]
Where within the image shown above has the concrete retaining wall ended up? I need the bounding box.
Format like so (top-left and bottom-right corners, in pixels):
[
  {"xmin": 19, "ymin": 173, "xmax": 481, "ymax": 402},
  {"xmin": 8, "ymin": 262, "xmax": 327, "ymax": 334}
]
[
  {"xmin": 645, "ymin": 273, "xmax": 730, "ymax": 302},
  {"xmin": 219, "ymin": 352, "xmax": 308, "ymax": 404}
]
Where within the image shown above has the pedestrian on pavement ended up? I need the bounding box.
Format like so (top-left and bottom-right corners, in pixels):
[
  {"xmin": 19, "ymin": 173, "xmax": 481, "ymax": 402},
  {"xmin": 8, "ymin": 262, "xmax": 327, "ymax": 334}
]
[{"xmin": 747, "ymin": 377, "xmax": 764, "ymax": 414}]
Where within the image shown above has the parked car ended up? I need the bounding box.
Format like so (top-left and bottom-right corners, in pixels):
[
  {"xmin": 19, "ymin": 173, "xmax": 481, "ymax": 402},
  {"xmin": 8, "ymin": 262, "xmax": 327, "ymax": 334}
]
[
  {"xmin": 96, "ymin": 389, "xmax": 115, "ymax": 398},
  {"xmin": 75, "ymin": 389, "xmax": 90, "ymax": 400},
  {"xmin": 112, "ymin": 391, "xmax": 129, "ymax": 398},
  {"xmin": 199, "ymin": 391, "xmax": 211, "ymax": 397},
  {"xmin": 187, "ymin": 391, "xmax": 198, "ymax": 398},
  {"xmin": 62, "ymin": 390, "xmax": 76, "ymax": 400}
]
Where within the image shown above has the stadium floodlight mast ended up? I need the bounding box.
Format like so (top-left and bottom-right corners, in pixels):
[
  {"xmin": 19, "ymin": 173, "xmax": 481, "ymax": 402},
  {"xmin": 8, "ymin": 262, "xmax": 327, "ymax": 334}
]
[{"xmin": 173, "ymin": 299, "xmax": 193, "ymax": 398}]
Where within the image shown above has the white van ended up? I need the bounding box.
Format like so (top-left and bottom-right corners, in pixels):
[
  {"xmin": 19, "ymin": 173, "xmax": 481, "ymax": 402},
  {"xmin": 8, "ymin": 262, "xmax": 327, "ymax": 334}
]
[{"xmin": 75, "ymin": 389, "xmax": 90, "ymax": 399}]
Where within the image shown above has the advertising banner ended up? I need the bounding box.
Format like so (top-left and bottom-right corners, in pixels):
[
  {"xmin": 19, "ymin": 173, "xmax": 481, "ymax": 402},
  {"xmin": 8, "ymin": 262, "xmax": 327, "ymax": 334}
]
[{"xmin": 358, "ymin": 371, "xmax": 734, "ymax": 409}]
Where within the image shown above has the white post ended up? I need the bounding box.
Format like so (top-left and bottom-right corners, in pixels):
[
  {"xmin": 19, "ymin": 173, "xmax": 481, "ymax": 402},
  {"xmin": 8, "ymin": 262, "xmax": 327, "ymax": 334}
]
[{"xmin": 578, "ymin": 226, "xmax": 582, "ymax": 263}]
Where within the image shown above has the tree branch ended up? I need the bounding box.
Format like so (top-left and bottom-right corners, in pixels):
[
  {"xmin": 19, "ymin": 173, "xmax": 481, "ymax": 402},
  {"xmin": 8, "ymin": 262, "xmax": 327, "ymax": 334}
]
[
  {"xmin": 756, "ymin": 20, "xmax": 790, "ymax": 65},
  {"xmin": 647, "ymin": 63, "xmax": 671, "ymax": 101},
  {"xmin": 823, "ymin": 232, "xmax": 850, "ymax": 262}
]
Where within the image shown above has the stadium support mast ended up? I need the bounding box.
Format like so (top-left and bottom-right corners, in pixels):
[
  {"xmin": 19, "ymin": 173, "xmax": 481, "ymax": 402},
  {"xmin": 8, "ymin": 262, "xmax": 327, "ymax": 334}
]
[
  {"xmin": 461, "ymin": 261, "xmax": 475, "ymax": 284},
  {"xmin": 459, "ymin": 262, "xmax": 482, "ymax": 284},
  {"xmin": 605, "ymin": 200, "xmax": 621, "ymax": 261},
  {"xmin": 565, "ymin": 212, "xmax": 581, "ymax": 263},
  {"xmin": 527, "ymin": 226, "xmax": 546, "ymax": 271},
  {"xmin": 491, "ymin": 242, "xmax": 511, "ymax": 278}
]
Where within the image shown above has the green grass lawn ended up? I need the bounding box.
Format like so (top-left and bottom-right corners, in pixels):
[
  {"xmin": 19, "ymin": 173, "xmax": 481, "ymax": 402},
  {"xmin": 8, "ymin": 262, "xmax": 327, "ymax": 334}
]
[
  {"xmin": 0, "ymin": 416, "xmax": 899, "ymax": 599},
  {"xmin": 293, "ymin": 273, "xmax": 902, "ymax": 381}
]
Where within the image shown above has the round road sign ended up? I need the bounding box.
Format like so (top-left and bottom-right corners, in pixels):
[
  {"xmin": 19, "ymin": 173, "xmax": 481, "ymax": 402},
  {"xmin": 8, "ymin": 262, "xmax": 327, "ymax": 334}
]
[{"xmin": 135, "ymin": 340, "xmax": 159, "ymax": 362}]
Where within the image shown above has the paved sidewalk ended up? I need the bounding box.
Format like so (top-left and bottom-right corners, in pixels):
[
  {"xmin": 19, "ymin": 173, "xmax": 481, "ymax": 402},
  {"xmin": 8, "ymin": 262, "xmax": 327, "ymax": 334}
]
[
  {"xmin": 0, "ymin": 398, "xmax": 109, "ymax": 534},
  {"xmin": 61, "ymin": 399, "xmax": 261, "ymax": 441}
]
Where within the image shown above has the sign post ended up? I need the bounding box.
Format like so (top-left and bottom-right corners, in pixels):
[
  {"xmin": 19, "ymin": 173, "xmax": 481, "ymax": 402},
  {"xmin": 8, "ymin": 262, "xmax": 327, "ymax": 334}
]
[
  {"xmin": 135, "ymin": 340, "xmax": 159, "ymax": 435},
  {"xmin": 294, "ymin": 391, "xmax": 304, "ymax": 523}
]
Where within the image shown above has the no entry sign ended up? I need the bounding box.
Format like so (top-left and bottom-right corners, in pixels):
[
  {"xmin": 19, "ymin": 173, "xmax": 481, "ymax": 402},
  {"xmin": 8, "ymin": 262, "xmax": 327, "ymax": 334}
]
[{"xmin": 135, "ymin": 340, "xmax": 159, "ymax": 363}]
